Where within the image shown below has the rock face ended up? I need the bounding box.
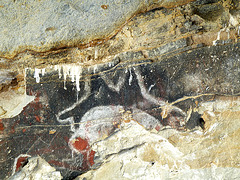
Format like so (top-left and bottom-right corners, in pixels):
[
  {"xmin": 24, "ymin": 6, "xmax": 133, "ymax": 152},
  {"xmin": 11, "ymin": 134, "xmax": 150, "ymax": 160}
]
[
  {"xmin": 76, "ymin": 99, "xmax": 240, "ymax": 180},
  {"xmin": 1, "ymin": 0, "xmax": 240, "ymax": 179},
  {"xmin": 8, "ymin": 156, "xmax": 62, "ymax": 180},
  {"xmin": 0, "ymin": 0, "xmax": 193, "ymax": 58}
]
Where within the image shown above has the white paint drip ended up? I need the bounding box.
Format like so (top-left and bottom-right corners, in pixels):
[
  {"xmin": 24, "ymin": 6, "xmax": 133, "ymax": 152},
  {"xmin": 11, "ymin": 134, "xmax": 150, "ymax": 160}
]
[
  {"xmin": 34, "ymin": 68, "xmax": 42, "ymax": 83},
  {"xmin": 54, "ymin": 65, "xmax": 62, "ymax": 79},
  {"xmin": 93, "ymin": 65, "xmax": 98, "ymax": 74},
  {"xmin": 63, "ymin": 72, "xmax": 67, "ymax": 90},
  {"xmin": 54, "ymin": 64, "xmax": 82, "ymax": 91},
  {"xmin": 213, "ymin": 14, "xmax": 240, "ymax": 45},
  {"xmin": 41, "ymin": 68, "xmax": 45, "ymax": 76},
  {"xmin": 129, "ymin": 68, "xmax": 133, "ymax": 86}
]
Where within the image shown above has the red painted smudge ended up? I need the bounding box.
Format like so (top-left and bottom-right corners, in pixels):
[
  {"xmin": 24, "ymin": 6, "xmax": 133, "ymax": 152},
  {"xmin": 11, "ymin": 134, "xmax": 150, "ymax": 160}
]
[
  {"xmin": 35, "ymin": 95, "xmax": 40, "ymax": 103},
  {"xmin": 70, "ymin": 137, "xmax": 96, "ymax": 168},
  {"xmin": 34, "ymin": 115, "xmax": 41, "ymax": 122},
  {"xmin": 0, "ymin": 119, "xmax": 4, "ymax": 131},
  {"xmin": 64, "ymin": 136, "xmax": 69, "ymax": 143},
  {"xmin": 22, "ymin": 128, "xmax": 26, "ymax": 133},
  {"xmin": 0, "ymin": 139, "xmax": 6, "ymax": 145},
  {"xmin": 72, "ymin": 137, "xmax": 89, "ymax": 151},
  {"xmin": 28, "ymin": 89, "xmax": 33, "ymax": 96},
  {"xmin": 155, "ymin": 125, "xmax": 161, "ymax": 131},
  {"xmin": 15, "ymin": 156, "xmax": 28, "ymax": 172},
  {"xmin": 88, "ymin": 150, "xmax": 95, "ymax": 166},
  {"xmin": 48, "ymin": 160, "xmax": 65, "ymax": 167},
  {"xmin": 31, "ymin": 102, "xmax": 43, "ymax": 111},
  {"xmin": 11, "ymin": 126, "xmax": 15, "ymax": 134},
  {"xmin": 11, "ymin": 120, "xmax": 20, "ymax": 134}
]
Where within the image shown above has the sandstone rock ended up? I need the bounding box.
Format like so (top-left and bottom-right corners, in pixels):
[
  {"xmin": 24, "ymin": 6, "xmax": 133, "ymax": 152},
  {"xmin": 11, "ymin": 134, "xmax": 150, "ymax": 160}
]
[
  {"xmin": 0, "ymin": 72, "xmax": 34, "ymax": 119},
  {"xmin": 1, "ymin": 0, "xmax": 239, "ymax": 71},
  {"xmin": 0, "ymin": 71, "xmax": 15, "ymax": 89},
  {"xmin": 0, "ymin": 90, "xmax": 34, "ymax": 119},
  {"xmin": 76, "ymin": 97, "xmax": 240, "ymax": 180},
  {"xmin": 0, "ymin": 0, "xmax": 194, "ymax": 58},
  {"xmin": 8, "ymin": 156, "xmax": 62, "ymax": 180},
  {"xmin": 0, "ymin": 0, "xmax": 240, "ymax": 179},
  {"xmin": 69, "ymin": 105, "xmax": 162, "ymax": 149}
]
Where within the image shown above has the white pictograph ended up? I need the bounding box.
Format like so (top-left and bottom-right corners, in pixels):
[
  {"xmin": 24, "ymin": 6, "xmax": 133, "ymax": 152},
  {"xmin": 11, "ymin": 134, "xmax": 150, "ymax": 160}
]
[
  {"xmin": 32, "ymin": 63, "xmax": 187, "ymax": 156},
  {"xmin": 53, "ymin": 64, "xmax": 186, "ymax": 133}
]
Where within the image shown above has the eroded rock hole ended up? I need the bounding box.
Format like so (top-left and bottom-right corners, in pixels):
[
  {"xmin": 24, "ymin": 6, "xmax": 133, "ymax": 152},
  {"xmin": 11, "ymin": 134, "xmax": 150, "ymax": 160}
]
[
  {"xmin": 21, "ymin": 159, "xmax": 29, "ymax": 168},
  {"xmin": 199, "ymin": 117, "xmax": 205, "ymax": 129},
  {"xmin": 186, "ymin": 112, "xmax": 205, "ymax": 130}
]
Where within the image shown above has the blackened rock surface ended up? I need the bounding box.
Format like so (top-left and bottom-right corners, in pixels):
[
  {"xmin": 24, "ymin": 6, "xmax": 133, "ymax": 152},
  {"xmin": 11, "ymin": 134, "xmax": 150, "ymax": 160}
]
[
  {"xmin": 1, "ymin": 42, "xmax": 240, "ymax": 179},
  {"xmin": 185, "ymin": 112, "xmax": 204, "ymax": 129},
  {"xmin": 147, "ymin": 38, "xmax": 188, "ymax": 58}
]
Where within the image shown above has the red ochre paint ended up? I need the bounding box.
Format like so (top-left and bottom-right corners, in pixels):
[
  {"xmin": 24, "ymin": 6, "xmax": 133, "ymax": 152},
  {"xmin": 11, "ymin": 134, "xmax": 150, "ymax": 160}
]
[
  {"xmin": 34, "ymin": 115, "xmax": 41, "ymax": 122},
  {"xmin": 155, "ymin": 125, "xmax": 161, "ymax": 131},
  {"xmin": 88, "ymin": 150, "xmax": 95, "ymax": 166},
  {"xmin": 11, "ymin": 127, "xmax": 15, "ymax": 134},
  {"xmin": 48, "ymin": 160, "xmax": 65, "ymax": 167},
  {"xmin": 22, "ymin": 128, "xmax": 26, "ymax": 133},
  {"xmin": 11, "ymin": 120, "xmax": 20, "ymax": 134},
  {"xmin": 71, "ymin": 137, "xmax": 95, "ymax": 167},
  {"xmin": 15, "ymin": 156, "xmax": 28, "ymax": 172},
  {"xmin": 64, "ymin": 136, "xmax": 69, "ymax": 143},
  {"xmin": 0, "ymin": 119, "xmax": 4, "ymax": 131},
  {"xmin": 72, "ymin": 137, "xmax": 89, "ymax": 151}
]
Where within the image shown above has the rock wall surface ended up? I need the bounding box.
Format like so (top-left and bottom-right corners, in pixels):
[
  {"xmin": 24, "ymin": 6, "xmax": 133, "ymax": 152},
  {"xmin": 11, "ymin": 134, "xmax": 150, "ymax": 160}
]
[
  {"xmin": 0, "ymin": 0, "xmax": 194, "ymax": 58},
  {"xmin": 0, "ymin": 0, "xmax": 240, "ymax": 179}
]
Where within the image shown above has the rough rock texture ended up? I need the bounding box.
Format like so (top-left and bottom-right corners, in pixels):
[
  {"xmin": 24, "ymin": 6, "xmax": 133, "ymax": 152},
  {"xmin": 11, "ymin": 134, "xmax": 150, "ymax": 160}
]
[
  {"xmin": 0, "ymin": 0, "xmax": 194, "ymax": 58},
  {"xmin": 76, "ymin": 98, "xmax": 240, "ymax": 180},
  {"xmin": 0, "ymin": 0, "xmax": 240, "ymax": 179},
  {"xmin": 8, "ymin": 156, "xmax": 62, "ymax": 180}
]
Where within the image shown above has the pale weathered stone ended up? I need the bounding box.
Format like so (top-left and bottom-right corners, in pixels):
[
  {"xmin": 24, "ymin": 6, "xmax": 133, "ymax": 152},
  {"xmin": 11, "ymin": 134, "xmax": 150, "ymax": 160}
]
[
  {"xmin": 76, "ymin": 97, "xmax": 240, "ymax": 180},
  {"xmin": 0, "ymin": 0, "xmax": 194, "ymax": 58},
  {"xmin": 0, "ymin": 71, "xmax": 34, "ymax": 119},
  {"xmin": 91, "ymin": 120, "xmax": 170, "ymax": 162},
  {"xmin": 0, "ymin": 71, "xmax": 15, "ymax": 88},
  {"xmin": 1, "ymin": 0, "xmax": 239, "ymax": 72},
  {"xmin": 8, "ymin": 156, "xmax": 62, "ymax": 180},
  {"xmin": 69, "ymin": 106, "xmax": 162, "ymax": 150},
  {"xmin": 0, "ymin": 90, "xmax": 34, "ymax": 119}
]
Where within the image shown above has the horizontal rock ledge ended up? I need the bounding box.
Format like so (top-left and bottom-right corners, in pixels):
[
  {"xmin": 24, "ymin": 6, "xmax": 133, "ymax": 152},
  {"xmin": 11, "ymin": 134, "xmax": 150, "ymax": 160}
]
[{"xmin": 0, "ymin": 0, "xmax": 194, "ymax": 59}]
